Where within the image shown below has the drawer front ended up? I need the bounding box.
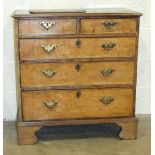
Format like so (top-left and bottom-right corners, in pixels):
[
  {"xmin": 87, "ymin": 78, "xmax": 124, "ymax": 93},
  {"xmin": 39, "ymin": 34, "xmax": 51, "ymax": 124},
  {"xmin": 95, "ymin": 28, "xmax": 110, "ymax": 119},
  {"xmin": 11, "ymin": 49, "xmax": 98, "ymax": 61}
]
[
  {"xmin": 19, "ymin": 19, "xmax": 76, "ymax": 35},
  {"xmin": 81, "ymin": 18, "xmax": 137, "ymax": 34},
  {"xmin": 22, "ymin": 88, "xmax": 134, "ymax": 121},
  {"xmin": 20, "ymin": 37, "xmax": 136, "ymax": 60},
  {"xmin": 21, "ymin": 61, "xmax": 134, "ymax": 88}
]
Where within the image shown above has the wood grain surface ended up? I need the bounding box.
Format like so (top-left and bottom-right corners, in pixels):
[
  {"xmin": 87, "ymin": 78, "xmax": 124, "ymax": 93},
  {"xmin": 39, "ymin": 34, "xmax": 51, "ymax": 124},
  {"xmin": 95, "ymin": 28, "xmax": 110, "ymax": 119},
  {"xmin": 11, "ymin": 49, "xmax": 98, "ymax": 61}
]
[
  {"xmin": 19, "ymin": 19, "xmax": 76, "ymax": 35},
  {"xmin": 81, "ymin": 18, "xmax": 137, "ymax": 34},
  {"xmin": 19, "ymin": 37, "xmax": 136, "ymax": 60},
  {"xmin": 12, "ymin": 8, "xmax": 142, "ymax": 18},
  {"xmin": 20, "ymin": 61, "xmax": 134, "ymax": 88},
  {"xmin": 12, "ymin": 9, "xmax": 141, "ymax": 144},
  {"xmin": 22, "ymin": 88, "xmax": 134, "ymax": 121}
]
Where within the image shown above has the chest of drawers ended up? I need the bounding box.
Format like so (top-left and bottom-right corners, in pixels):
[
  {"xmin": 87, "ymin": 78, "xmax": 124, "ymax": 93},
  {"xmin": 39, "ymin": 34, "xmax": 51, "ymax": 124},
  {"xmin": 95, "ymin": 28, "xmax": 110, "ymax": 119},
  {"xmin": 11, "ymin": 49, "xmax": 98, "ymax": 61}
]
[{"xmin": 13, "ymin": 9, "xmax": 142, "ymax": 145}]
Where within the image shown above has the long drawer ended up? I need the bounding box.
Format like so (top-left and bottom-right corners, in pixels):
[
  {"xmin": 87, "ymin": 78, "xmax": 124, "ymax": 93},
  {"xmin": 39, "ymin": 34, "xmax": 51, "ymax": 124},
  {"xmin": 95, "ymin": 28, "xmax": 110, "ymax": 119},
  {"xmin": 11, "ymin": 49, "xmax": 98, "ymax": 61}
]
[
  {"xmin": 22, "ymin": 88, "xmax": 134, "ymax": 121},
  {"xmin": 81, "ymin": 18, "xmax": 137, "ymax": 34},
  {"xmin": 20, "ymin": 61, "xmax": 134, "ymax": 88},
  {"xmin": 19, "ymin": 37, "xmax": 136, "ymax": 60}
]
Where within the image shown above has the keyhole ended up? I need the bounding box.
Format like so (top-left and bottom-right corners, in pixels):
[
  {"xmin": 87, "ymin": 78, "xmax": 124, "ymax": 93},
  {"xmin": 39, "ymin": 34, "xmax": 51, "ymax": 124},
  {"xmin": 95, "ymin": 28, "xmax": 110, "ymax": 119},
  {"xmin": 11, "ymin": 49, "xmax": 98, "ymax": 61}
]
[
  {"xmin": 75, "ymin": 39, "xmax": 81, "ymax": 48},
  {"xmin": 76, "ymin": 90, "xmax": 81, "ymax": 99},
  {"xmin": 75, "ymin": 64, "xmax": 81, "ymax": 72}
]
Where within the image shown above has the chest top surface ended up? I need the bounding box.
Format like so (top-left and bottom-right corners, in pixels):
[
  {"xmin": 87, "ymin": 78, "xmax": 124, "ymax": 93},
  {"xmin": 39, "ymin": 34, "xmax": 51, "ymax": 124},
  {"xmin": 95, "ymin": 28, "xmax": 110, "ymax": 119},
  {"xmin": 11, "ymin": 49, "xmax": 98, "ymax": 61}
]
[{"xmin": 12, "ymin": 8, "xmax": 142, "ymax": 18}]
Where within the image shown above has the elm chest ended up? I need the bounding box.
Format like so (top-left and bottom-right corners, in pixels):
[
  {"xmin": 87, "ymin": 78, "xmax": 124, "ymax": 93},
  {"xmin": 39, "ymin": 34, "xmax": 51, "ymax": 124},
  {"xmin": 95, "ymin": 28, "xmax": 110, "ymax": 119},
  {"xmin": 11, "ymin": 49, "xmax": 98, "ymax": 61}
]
[{"xmin": 12, "ymin": 9, "xmax": 142, "ymax": 145}]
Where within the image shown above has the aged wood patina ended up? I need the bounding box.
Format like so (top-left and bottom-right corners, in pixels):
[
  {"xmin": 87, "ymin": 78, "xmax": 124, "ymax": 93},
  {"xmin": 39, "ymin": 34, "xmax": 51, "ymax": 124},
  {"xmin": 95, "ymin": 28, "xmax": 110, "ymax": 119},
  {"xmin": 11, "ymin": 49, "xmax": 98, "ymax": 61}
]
[{"xmin": 12, "ymin": 8, "xmax": 142, "ymax": 144}]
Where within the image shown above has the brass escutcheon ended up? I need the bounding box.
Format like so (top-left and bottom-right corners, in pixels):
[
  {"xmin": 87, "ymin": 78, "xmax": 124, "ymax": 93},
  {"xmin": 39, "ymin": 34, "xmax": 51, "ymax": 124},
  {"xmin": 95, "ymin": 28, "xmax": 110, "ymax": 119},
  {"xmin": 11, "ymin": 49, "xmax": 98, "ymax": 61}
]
[
  {"xmin": 75, "ymin": 64, "xmax": 81, "ymax": 72},
  {"xmin": 75, "ymin": 39, "xmax": 81, "ymax": 48},
  {"xmin": 76, "ymin": 90, "xmax": 81, "ymax": 99}
]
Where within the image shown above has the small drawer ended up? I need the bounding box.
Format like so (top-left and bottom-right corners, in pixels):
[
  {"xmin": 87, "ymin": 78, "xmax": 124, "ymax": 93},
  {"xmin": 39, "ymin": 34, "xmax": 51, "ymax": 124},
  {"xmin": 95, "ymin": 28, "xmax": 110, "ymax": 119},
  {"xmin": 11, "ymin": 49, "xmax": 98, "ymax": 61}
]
[
  {"xmin": 19, "ymin": 19, "xmax": 76, "ymax": 36},
  {"xmin": 22, "ymin": 88, "xmax": 134, "ymax": 121},
  {"xmin": 20, "ymin": 61, "xmax": 134, "ymax": 88},
  {"xmin": 81, "ymin": 18, "xmax": 137, "ymax": 34},
  {"xmin": 19, "ymin": 37, "xmax": 136, "ymax": 60}
]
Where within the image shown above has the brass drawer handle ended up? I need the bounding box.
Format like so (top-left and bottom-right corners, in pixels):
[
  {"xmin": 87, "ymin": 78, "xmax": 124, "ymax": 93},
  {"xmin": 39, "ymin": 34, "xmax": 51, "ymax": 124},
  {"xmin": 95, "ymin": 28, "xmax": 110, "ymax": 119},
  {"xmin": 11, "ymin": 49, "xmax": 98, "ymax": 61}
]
[
  {"xmin": 102, "ymin": 43, "xmax": 116, "ymax": 51},
  {"xmin": 102, "ymin": 21, "xmax": 116, "ymax": 29},
  {"xmin": 43, "ymin": 100, "xmax": 58, "ymax": 108},
  {"xmin": 99, "ymin": 97, "xmax": 114, "ymax": 105},
  {"xmin": 101, "ymin": 68, "xmax": 115, "ymax": 77},
  {"xmin": 40, "ymin": 21, "xmax": 56, "ymax": 30},
  {"xmin": 41, "ymin": 44, "xmax": 57, "ymax": 53},
  {"xmin": 41, "ymin": 69, "xmax": 57, "ymax": 78}
]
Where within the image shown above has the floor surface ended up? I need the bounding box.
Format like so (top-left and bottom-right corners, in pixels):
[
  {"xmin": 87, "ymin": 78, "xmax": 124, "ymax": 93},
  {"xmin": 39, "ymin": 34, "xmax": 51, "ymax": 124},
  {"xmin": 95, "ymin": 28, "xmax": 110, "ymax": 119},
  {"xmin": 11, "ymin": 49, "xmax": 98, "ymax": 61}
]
[{"xmin": 4, "ymin": 115, "xmax": 151, "ymax": 155}]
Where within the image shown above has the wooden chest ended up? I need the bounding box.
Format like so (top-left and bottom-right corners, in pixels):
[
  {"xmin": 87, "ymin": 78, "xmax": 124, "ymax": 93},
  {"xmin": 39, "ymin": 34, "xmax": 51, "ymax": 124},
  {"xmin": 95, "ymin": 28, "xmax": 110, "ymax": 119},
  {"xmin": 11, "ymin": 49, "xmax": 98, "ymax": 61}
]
[{"xmin": 12, "ymin": 9, "xmax": 142, "ymax": 145}]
